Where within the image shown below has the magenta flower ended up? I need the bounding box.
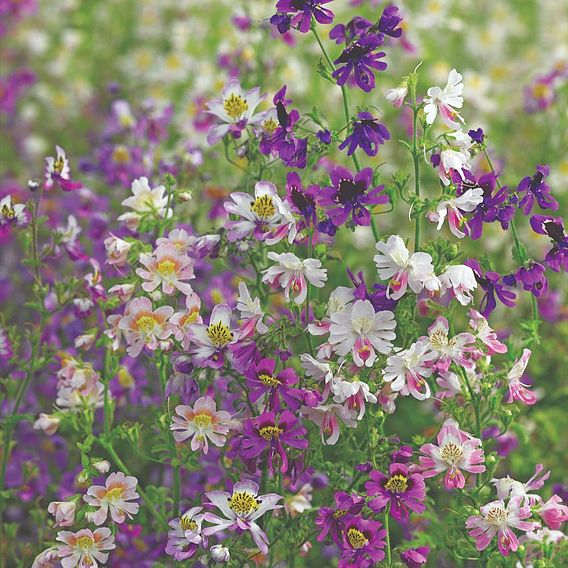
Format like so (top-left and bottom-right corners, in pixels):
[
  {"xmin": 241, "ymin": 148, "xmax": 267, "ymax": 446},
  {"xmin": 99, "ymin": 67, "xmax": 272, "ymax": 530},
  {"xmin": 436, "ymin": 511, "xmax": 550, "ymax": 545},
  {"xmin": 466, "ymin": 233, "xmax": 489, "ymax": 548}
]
[
  {"xmin": 338, "ymin": 516, "xmax": 386, "ymax": 568},
  {"xmin": 466, "ymin": 497, "xmax": 540, "ymax": 556},
  {"xmin": 240, "ymin": 410, "xmax": 308, "ymax": 472},
  {"xmin": 506, "ymin": 348, "xmax": 536, "ymax": 405},
  {"xmin": 275, "ymin": 0, "xmax": 334, "ymax": 34},
  {"xmin": 43, "ymin": 145, "xmax": 82, "ymax": 192},
  {"xmin": 315, "ymin": 491, "xmax": 365, "ymax": 546},
  {"xmin": 165, "ymin": 506, "xmax": 207, "ymax": 561},
  {"xmin": 468, "ymin": 309, "xmax": 508, "ymax": 355},
  {"xmin": 538, "ymin": 495, "xmax": 568, "ymax": 530},
  {"xmin": 365, "ymin": 462, "xmax": 426, "ymax": 520},
  {"xmin": 401, "ymin": 546, "xmax": 430, "ymax": 567},
  {"xmin": 419, "ymin": 419, "xmax": 485, "ymax": 489}
]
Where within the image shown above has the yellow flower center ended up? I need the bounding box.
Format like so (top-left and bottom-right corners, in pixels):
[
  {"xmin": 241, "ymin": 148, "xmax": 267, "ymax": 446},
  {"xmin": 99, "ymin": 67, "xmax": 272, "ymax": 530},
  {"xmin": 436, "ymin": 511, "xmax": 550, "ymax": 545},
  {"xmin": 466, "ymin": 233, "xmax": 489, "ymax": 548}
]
[
  {"xmin": 194, "ymin": 412, "xmax": 212, "ymax": 429},
  {"xmin": 258, "ymin": 425, "xmax": 283, "ymax": 440},
  {"xmin": 54, "ymin": 156, "xmax": 65, "ymax": 174},
  {"xmin": 263, "ymin": 118, "xmax": 278, "ymax": 134},
  {"xmin": 441, "ymin": 442, "xmax": 463, "ymax": 466},
  {"xmin": 136, "ymin": 315, "xmax": 157, "ymax": 333},
  {"xmin": 429, "ymin": 329, "xmax": 448, "ymax": 350},
  {"xmin": 2, "ymin": 205, "xmax": 15, "ymax": 219},
  {"xmin": 486, "ymin": 506, "xmax": 508, "ymax": 526},
  {"xmin": 532, "ymin": 83, "xmax": 550, "ymax": 99},
  {"xmin": 333, "ymin": 508, "xmax": 348, "ymax": 519},
  {"xmin": 385, "ymin": 474, "xmax": 408, "ymax": 494},
  {"xmin": 157, "ymin": 259, "xmax": 177, "ymax": 276},
  {"xmin": 180, "ymin": 514, "xmax": 198, "ymax": 532},
  {"xmin": 251, "ymin": 195, "xmax": 276, "ymax": 219},
  {"xmin": 210, "ymin": 289, "xmax": 224, "ymax": 304},
  {"xmin": 112, "ymin": 145, "xmax": 131, "ymax": 164},
  {"xmin": 259, "ymin": 374, "xmax": 281, "ymax": 388},
  {"xmin": 105, "ymin": 487, "xmax": 124, "ymax": 501},
  {"xmin": 76, "ymin": 536, "xmax": 94, "ymax": 551},
  {"xmin": 207, "ymin": 322, "xmax": 233, "ymax": 347},
  {"xmin": 347, "ymin": 528, "xmax": 368, "ymax": 549},
  {"xmin": 223, "ymin": 93, "xmax": 248, "ymax": 120},
  {"xmin": 228, "ymin": 491, "xmax": 259, "ymax": 517}
]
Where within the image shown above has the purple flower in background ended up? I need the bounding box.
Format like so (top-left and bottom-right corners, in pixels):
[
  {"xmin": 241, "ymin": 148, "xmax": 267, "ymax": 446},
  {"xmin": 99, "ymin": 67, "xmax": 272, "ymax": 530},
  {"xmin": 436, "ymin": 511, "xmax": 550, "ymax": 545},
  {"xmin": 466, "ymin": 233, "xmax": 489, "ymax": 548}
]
[
  {"xmin": 316, "ymin": 128, "xmax": 332, "ymax": 144},
  {"xmin": 401, "ymin": 547, "xmax": 430, "ymax": 568},
  {"xmin": 339, "ymin": 112, "xmax": 390, "ymax": 157},
  {"xmin": 377, "ymin": 4, "xmax": 403, "ymax": 38},
  {"xmin": 0, "ymin": 69, "xmax": 35, "ymax": 115},
  {"xmin": 530, "ymin": 214, "xmax": 568, "ymax": 272},
  {"xmin": 514, "ymin": 261, "xmax": 548, "ymax": 297},
  {"xmin": 517, "ymin": 165, "xmax": 558, "ymax": 214},
  {"xmin": 333, "ymin": 34, "xmax": 387, "ymax": 92},
  {"xmin": 274, "ymin": 0, "xmax": 334, "ymax": 34},
  {"xmin": 465, "ymin": 259, "xmax": 516, "ymax": 317},
  {"xmin": 339, "ymin": 516, "xmax": 386, "ymax": 568},
  {"xmin": 468, "ymin": 128, "xmax": 485, "ymax": 144},
  {"xmin": 329, "ymin": 16, "xmax": 372, "ymax": 45},
  {"xmin": 317, "ymin": 166, "xmax": 388, "ymax": 228},
  {"xmin": 315, "ymin": 491, "xmax": 365, "ymax": 546}
]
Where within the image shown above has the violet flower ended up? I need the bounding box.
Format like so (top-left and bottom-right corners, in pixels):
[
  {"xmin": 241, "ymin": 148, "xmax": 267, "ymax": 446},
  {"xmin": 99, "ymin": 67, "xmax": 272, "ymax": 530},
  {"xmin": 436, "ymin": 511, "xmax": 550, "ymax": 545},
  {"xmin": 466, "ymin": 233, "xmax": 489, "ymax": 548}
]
[
  {"xmin": 339, "ymin": 516, "xmax": 386, "ymax": 568},
  {"xmin": 339, "ymin": 112, "xmax": 390, "ymax": 157},
  {"xmin": 530, "ymin": 214, "xmax": 568, "ymax": 272},
  {"xmin": 274, "ymin": 0, "xmax": 334, "ymax": 34},
  {"xmin": 517, "ymin": 165, "xmax": 558, "ymax": 214},
  {"xmin": 465, "ymin": 259, "xmax": 516, "ymax": 317},
  {"xmin": 315, "ymin": 491, "xmax": 365, "ymax": 546}
]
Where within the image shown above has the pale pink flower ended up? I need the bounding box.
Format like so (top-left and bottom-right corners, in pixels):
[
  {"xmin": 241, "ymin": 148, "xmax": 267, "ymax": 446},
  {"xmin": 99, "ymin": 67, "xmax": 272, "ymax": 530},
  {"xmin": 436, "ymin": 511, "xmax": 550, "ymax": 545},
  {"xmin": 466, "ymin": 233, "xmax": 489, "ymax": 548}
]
[
  {"xmin": 262, "ymin": 252, "xmax": 327, "ymax": 305},
  {"xmin": 538, "ymin": 495, "xmax": 568, "ymax": 530},
  {"xmin": 170, "ymin": 292, "xmax": 202, "ymax": 350},
  {"xmin": 56, "ymin": 365, "xmax": 104, "ymax": 410},
  {"xmin": 468, "ymin": 309, "xmax": 507, "ymax": 355},
  {"xmin": 435, "ymin": 148, "xmax": 473, "ymax": 187},
  {"xmin": 83, "ymin": 472, "xmax": 140, "ymax": 525},
  {"xmin": 118, "ymin": 176, "xmax": 171, "ymax": 230},
  {"xmin": 492, "ymin": 464, "xmax": 550, "ymax": 507},
  {"xmin": 506, "ymin": 348, "xmax": 536, "ymax": 405},
  {"xmin": 285, "ymin": 483, "xmax": 313, "ymax": 517},
  {"xmin": 137, "ymin": 244, "xmax": 195, "ymax": 296},
  {"xmin": 236, "ymin": 281, "xmax": 268, "ymax": 337},
  {"xmin": 332, "ymin": 376, "xmax": 377, "ymax": 420},
  {"xmin": 300, "ymin": 403, "xmax": 357, "ymax": 446},
  {"xmin": 210, "ymin": 544, "xmax": 230, "ymax": 562},
  {"xmin": 424, "ymin": 69, "xmax": 465, "ymax": 129},
  {"xmin": 382, "ymin": 340, "xmax": 437, "ymax": 400},
  {"xmin": 419, "ymin": 418, "xmax": 485, "ymax": 489},
  {"xmin": 31, "ymin": 547, "xmax": 59, "ymax": 568},
  {"xmin": 307, "ymin": 286, "xmax": 354, "ymax": 337},
  {"xmin": 156, "ymin": 228, "xmax": 194, "ymax": 252},
  {"xmin": 93, "ymin": 460, "xmax": 110, "ymax": 474},
  {"xmin": 118, "ymin": 297, "xmax": 174, "ymax": 357},
  {"xmin": 34, "ymin": 413, "xmax": 60, "ymax": 436},
  {"xmin": 436, "ymin": 370, "xmax": 463, "ymax": 399},
  {"xmin": 104, "ymin": 234, "xmax": 132, "ymax": 267},
  {"xmin": 170, "ymin": 396, "xmax": 237, "ymax": 454},
  {"xmin": 48, "ymin": 501, "xmax": 76, "ymax": 527},
  {"xmin": 74, "ymin": 333, "xmax": 96, "ymax": 352},
  {"xmin": 56, "ymin": 527, "xmax": 116, "ymax": 568},
  {"xmin": 203, "ymin": 479, "xmax": 282, "ymax": 555},
  {"xmin": 385, "ymin": 85, "xmax": 408, "ymax": 107},
  {"xmin": 165, "ymin": 506, "xmax": 207, "ymax": 561},
  {"xmin": 465, "ymin": 497, "xmax": 540, "ymax": 556},
  {"xmin": 329, "ymin": 300, "xmax": 396, "ymax": 367},
  {"xmin": 108, "ymin": 283, "xmax": 135, "ymax": 303},
  {"xmin": 428, "ymin": 188, "xmax": 484, "ymax": 237},
  {"xmin": 439, "ymin": 264, "xmax": 478, "ymax": 305}
]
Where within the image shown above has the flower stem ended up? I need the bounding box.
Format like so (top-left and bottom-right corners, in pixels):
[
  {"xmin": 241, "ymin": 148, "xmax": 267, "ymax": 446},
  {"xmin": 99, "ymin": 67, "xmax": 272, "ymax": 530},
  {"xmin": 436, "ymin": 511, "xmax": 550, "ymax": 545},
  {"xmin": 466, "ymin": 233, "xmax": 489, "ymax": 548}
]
[
  {"xmin": 384, "ymin": 506, "xmax": 392, "ymax": 566},
  {"xmin": 411, "ymin": 104, "xmax": 421, "ymax": 252}
]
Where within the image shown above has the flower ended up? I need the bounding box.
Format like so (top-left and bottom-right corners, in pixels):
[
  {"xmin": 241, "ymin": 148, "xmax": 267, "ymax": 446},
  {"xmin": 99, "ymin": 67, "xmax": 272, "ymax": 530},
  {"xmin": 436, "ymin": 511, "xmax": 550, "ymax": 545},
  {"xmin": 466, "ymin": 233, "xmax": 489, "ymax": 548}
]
[
  {"xmin": 419, "ymin": 419, "xmax": 486, "ymax": 489},
  {"xmin": 329, "ymin": 299, "xmax": 396, "ymax": 367},
  {"xmin": 56, "ymin": 527, "xmax": 116, "ymax": 568},
  {"xmin": 538, "ymin": 496, "xmax": 568, "ymax": 530},
  {"xmin": 467, "ymin": 309, "xmax": 507, "ymax": 354},
  {"xmin": 439, "ymin": 264, "xmax": 478, "ymax": 305},
  {"xmin": 332, "ymin": 375, "xmax": 377, "ymax": 419},
  {"xmin": 31, "ymin": 547, "xmax": 59, "ymax": 568},
  {"xmin": 315, "ymin": 491, "xmax": 365, "ymax": 546},
  {"xmin": 0, "ymin": 326, "xmax": 13, "ymax": 360},
  {"xmin": 338, "ymin": 516, "xmax": 386, "ymax": 568},
  {"xmin": 382, "ymin": 340, "xmax": 437, "ymax": 400},
  {"xmin": 136, "ymin": 244, "xmax": 195, "ymax": 296},
  {"xmin": 43, "ymin": 145, "xmax": 82, "ymax": 192},
  {"xmin": 401, "ymin": 547, "xmax": 430, "ymax": 568},
  {"xmin": 170, "ymin": 292, "xmax": 202, "ymax": 350},
  {"xmin": 468, "ymin": 173, "xmax": 511, "ymax": 240},
  {"xmin": 83, "ymin": 472, "xmax": 140, "ymax": 525},
  {"xmin": 338, "ymin": 112, "xmax": 390, "ymax": 157},
  {"xmin": 118, "ymin": 297, "xmax": 174, "ymax": 357},
  {"xmin": 262, "ymin": 252, "xmax": 327, "ymax": 305},
  {"xmin": 189, "ymin": 304, "xmax": 238, "ymax": 369},
  {"xmin": 378, "ymin": 5, "xmax": 404, "ymax": 37},
  {"xmin": 202, "ymin": 479, "xmax": 282, "ymax": 555},
  {"xmin": 517, "ymin": 165, "xmax": 558, "ymax": 215},
  {"xmin": 513, "ymin": 261, "xmax": 548, "ymax": 297},
  {"xmin": 170, "ymin": 396, "xmax": 236, "ymax": 454},
  {"xmin": 284, "ymin": 171, "xmax": 317, "ymax": 227},
  {"xmin": 530, "ymin": 214, "xmax": 567, "ymax": 272},
  {"xmin": 240, "ymin": 410, "xmax": 308, "ymax": 473},
  {"xmin": 0, "ymin": 195, "xmax": 28, "ymax": 233},
  {"xmin": 374, "ymin": 235, "xmax": 436, "ymax": 300},
  {"xmin": 236, "ymin": 282, "xmax": 269, "ymax": 337},
  {"xmin": 48, "ymin": 501, "xmax": 76, "ymax": 528},
  {"xmin": 118, "ymin": 177, "xmax": 171, "ymax": 230},
  {"xmin": 206, "ymin": 79, "xmax": 265, "ymax": 144},
  {"xmin": 366, "ymin": 462, "xmax": 426, "ymax": 520},
  {"xmin": 274, "ymin": 0, "xmax": 334, "ymax": 33},
  {"xmin": 104, "ymin": 234, "xmax": 132, "ymax": 267},
  {"xmin": 385, "ymin": 84, "xmax": 408, "ymax": 107},
  {"xmin": 466, "ymin": 497, "xmax": 540, "ymax": 556},
  {"xmin": 424, "ymin": 69, "xmax": 465, "ymax": 128},
  {"xmin": 492, "ymin": 464, "xmax": 550, "ymax": 506},
  {"xmin": 506, "ymin": 348, "xmax": 536, "ymax": 405},
  {"xmin": 210, "ymin": 544, "xmax": 230, "ymax": 562},
  {"xmin": 300, "ymin": 403, "xmax": 357, "ymax": 445},
  {"xmin": 34, "ymin": 413, "xmax": 60, "ymax": 436},
  {"xmin": 284, "ymin": 483, "xmax": 313, "ymax": 517},
  {"xmin": 428, "ymin": 188, "xmax": 484, "ymax": 237},
  {"xmin": 465, "ymin": 259, "xmax": 516, "ymax": 317},
  {"xmin": 165, "ymin": 506, "xmax": 206, "ymax": 561},
  {"xmin": 423, "ymin": 316, "xmax": 475, "ymax": 373}
]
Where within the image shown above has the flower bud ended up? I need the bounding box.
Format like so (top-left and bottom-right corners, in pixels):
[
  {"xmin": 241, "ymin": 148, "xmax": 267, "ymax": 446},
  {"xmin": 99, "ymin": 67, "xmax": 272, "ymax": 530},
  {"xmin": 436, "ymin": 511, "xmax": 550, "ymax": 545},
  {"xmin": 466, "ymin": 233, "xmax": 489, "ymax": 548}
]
[
  {"xmin": 149, "ymin": 290, "xmax": 163, "ymax": 302},
  {"xmin": 47, "ymin": 501, "xmax": 76, "ymax": 527},
  {"xmin": 104, "ymin": 234, "xmax": 132, "ymax": 267},
  {"xmin": 177, "ymin": 191, "xmax": 193, "ymax": 202},
  {"xmin": 108, "ymin": 283, "xmax": 135, "ymax": 302},
  {"xmin": 210, "ymin": 544, "xmax": 230, "ymax": 562},
  {"xmin": 34, "ymin": 413, "xmax": 60, "ymax": 436},
  {"xmin": 385, "ymin": 84, "xmax": 408, "ymax": 107},
  {"xmin": 74, "ymin": 333, "xmax": 97, "ymax": 352},
  {"xmin": 93, "ymin": 460, "xmax": 110, "ymax": 474}
]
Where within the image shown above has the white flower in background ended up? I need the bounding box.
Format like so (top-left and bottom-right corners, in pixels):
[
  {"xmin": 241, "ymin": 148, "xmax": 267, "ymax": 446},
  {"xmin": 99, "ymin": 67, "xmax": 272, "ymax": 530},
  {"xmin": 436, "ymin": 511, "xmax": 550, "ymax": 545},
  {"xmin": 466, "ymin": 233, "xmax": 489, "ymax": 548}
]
[
  {"xmin": 118, "ymin": 177, "xmax": 172, "ymax": 230},
  {"xmin": 0, "ymin": 195, "xmax": 28, "ymax": 229},
  {"xmin": 385, "ymin": 85, "xmax": 408, "ymax": 107},
  {"xmin": 262, "ymin": 252, "xmax": 327, "ymax": 305},
  {"xmin": 428, "ymin": 188, "xmax": 484, "ymax": 237},
  {"xmin": 439, "ymin": 264, "xmax": 478, "ymax": 305},
  {"xmin": 329, "ymin": 299, "xmax": 396, "ymax": 367},
  {"xmin": 374, "ymin": 235, "xmax": 435, "ymax": 300},
  {"xmin": 236, "ymin": 281, "xmax": 268, "ymax": 337},
  {"xmin": 424, "ymin": 69, "xmax": 465, "ymax": 128}
]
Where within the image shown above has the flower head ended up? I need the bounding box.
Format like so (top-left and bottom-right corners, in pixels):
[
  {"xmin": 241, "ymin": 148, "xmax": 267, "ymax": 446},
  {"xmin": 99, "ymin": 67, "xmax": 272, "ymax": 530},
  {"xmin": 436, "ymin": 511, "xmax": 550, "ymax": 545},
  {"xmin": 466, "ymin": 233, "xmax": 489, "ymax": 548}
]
[
  {"xmin": 338, "ymin": 112, "xmax": 390, "ymax": 157},
  {"xmin": 424, "ymin": 69, "xmax": 465, "ymax": 128},
  {"xmin": 315, "ymin": 491, "xmax": 365, "ymax": 546},
  {"xmin": 439, "ymin": 264, "xmax": 478, "ymax": 305},
  {"xmin": 44, "ymin": 145, "xmax": 82, "ymax": 192},
  {"xmin": 56, "ymin": 527, "xmax": 116, "ymax": 568},
  {"xmin": 338, "ymin": 516, "xmax": 386, "ymax": 568},
  {"xmin": 274, "ymin": 0, "xmax": 334, "ymax": 33},
  {"xmin": 165, "ymin": 506, "xmax": 206, "ymax": 561},
  {"xmin": 506, "ymin": 348, "xmax": 536, "ymax": 405},
  {"xmin": 517, "ymin": 165, "xmax": 558, "ymax": 215}
]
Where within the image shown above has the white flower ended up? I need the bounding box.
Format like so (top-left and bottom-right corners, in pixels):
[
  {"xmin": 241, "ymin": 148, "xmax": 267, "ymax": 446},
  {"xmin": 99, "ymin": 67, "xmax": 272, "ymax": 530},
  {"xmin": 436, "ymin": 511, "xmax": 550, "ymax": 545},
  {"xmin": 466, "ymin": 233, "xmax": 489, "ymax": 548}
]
[
  {"xmin": 374, "ymin": 235, "xmax": 435, "ymax": 300},
  {"xmin": 262, "ymin": 252, "xmax": 327, "ymax": 305},
  {"xmin": 428, "ymin": 188, "xmax": 484, "ymax": 237},
  {"xmin": 236, "ymin": 281, "xmax": 268, "ymax": 336},
  {"xmin": 436, "ymin": 148, "xmax": 472, "ymax": 186},
  {"xmin": 424, "ymin": 69, "xmax": 465, "ymax": 128},
  {"xmin": 328, "ymin": 299, "xmax": 396, "ymax": 367},
  {"xmin": 0, "ymin": 195, "xmax": 28, "ymax": 228},
  {"xmin": 332, "ymin": 376, "xmax": 377, "ymax": 419},
  {"xmin": 385, "ymin": 85, "xmax": 408, "ymax": 107},
  {"xmin": 439, "ymin": 264, "xmax": 478, "ymax": 305},
  {"xmin": 118, "ymin": 177, "xmax": 172, "ymax": 229}
]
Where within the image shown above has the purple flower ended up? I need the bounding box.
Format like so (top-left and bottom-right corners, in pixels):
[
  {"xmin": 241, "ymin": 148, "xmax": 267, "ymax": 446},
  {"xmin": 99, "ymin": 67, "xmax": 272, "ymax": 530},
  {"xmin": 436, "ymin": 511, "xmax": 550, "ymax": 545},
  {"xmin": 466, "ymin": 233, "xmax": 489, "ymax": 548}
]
[
  {"xmin": 365, "ymin": 462, "xmax": 426, "ymax": 520},
  {"xmin": 333, "ymin": 33, "xmax": 387, "ymax": 92},
  {"xmin": 517, "ymin": 165, "xmax": 558, "ymax": 214},
  {"xmin": 514, "ymin": 261, "xmax": 548, "ymax": 297},
  {"xmin": 339, "ymin": 112, "xmax": 390, "ymax": 157},
  {"xmin": 240, "ymin": 410, "xmax": 308, "ymax": 472},
  {"xmin": 274, "ymin": 0, "xmax": 334, "ymax": 34},
  {"xmin": 316, "ymin": 128, "xmax": 332, "ymax": 144},
  {"xmin": 329, "ymin": 17, "xmax": 372, "ymax": 44},
  {"xmin": 339, "ymin": 516, "xmax": 386, "ymax": 568},
  {"xmin": 468, "ymin": 173, "xmax": 511, "ymax": 240},
  {"xmin": 317, "ymin": 166, "xmax": 388, "ymax": 228},
  {"xmin": 347, "ymin": 269, "xmax": 398, "ymax": 312},
  {"xmin": 377, "ymin": 5, "xmax": 403, "ymax": 38},
  {"xmin": 530, "ymin": 215, "xmax": 568, "ymax": 272},
  {"xmin": 465, "ymin": 259, "xmax": 516, "ymax": 317},
  {"xmin": 315, "ymin": 491, "xmax": 365, "ymax": 546},
  {"xmin": 285, "ymin": 171, "xmax": 318, "ymax": 226},
  {"xmin": 468, "ymin": 127, "xmax": 485, "ymax": 144},
  {"xmin": 401, "ymin": 547, "xmax": 430, "ymax": 568},
  {"xmin": 270, "ymin": 12, "xmax": 292, "ymax": 34}
]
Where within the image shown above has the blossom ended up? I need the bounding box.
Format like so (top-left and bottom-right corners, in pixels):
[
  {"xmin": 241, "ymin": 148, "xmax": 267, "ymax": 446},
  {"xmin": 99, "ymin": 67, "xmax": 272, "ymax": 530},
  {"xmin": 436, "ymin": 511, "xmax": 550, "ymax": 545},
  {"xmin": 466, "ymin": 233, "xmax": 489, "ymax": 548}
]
[
  {"xmin": 315, "ymin": 491, "xmax": 365, "ymax": 546},
  {"xmin": 240, "ymin": 410, "xmax": 308, "ymax": 473},
  {"xmin": 517, "ymin": 165, "xmax": 558, "ymax": 214},
  {"xmin": 34, "ymin": 413, "xmax": 60, "ymax": 436},
  {"xmin": 136, "ymin": 244, "xmax": 195, "ymax": 295},
  {"xmin": 329, "ymin": 299, "xmax": 396, "ymax": 367},
  {"xmin": 465, "ymin": 259, "xmax": 516, "ymax": 317},
  {"xmin": 56, "ymin": 527, "xmax": 116, "ymax": 568},
  {"xmin": 170, "ymin": 292, "xmax": 202, "ymax": 350},
  {"xmin": 284, "ymin": 171, "xmax": 317, "ymax": 227},
  {"xmin": 206, "ymin": 79, "xmax": 265, "ymax": 144},
  {"xmin": 118, "ymin": 297, "xmax": 175, "ymax": 357},
  {"xmin": 236, "ymin": 282, "xmax": 268, "ymax": 337},
  {"xmin": 202, "ymin": 479, "xmax": 282, "ymax": 555},
  {"xmin": 31, "ymin": 547, "xmax": 59, "ymax": 568},
  {"xmin": 0, "ymin": 195, "xmax": 28, "ymax": 233},
  {"xmin": 466, "ymin": 497, "xmax": 540, "ymax": 556},
  {"xmin": 385, "ymin": 85, "xmax": 408, "ymax": 107},
  {"xmin": 506, "ymin": 348, "xmax": 536, "ymax": 405},
  {"xmin": 530, "ymin": 214, "xmax": 568, "ymax": 272},
  {"xmin": 300, "ymin": 403, "xmax": 357, "ymax": 445},
  {"xmin": 43, "ymin": 145, "xmax": 82, "ymax": 192},
  {"xmin": 366, "ymin": 462, "xmax": 426, "ymax": 520},
  {"xmin": 104, "ymin": 234, "xmax": 132, "ymax": 267},
  {"xmin": 424, "ymin": 69, "xmax": 465, "ymax": 128},
  {"xmin": 468, "ymin": 173, "xmax": 511, "ymax": 239},
  {"xmin": 262, "ymin": 252, "xmax": 327, "ymax": 305},
  {"xmin": 374, "ymin": 235, "xmax": 435, "ymax": 300},
  {"xmin": 189, "ymin": 304, "xmax": 237, "ymax": 369},
  {"xmin": 468, "ymin": 309, "xmax": 508, "ymax": 354},
  {"xmin": 284, "ymin": 483, "xmax": 313, "ymax": 517},
  {"xmin": 538, "ymin": 495, "xmax": 568, "ymax": 530},
  {"xmin": 83, "ymin": 472, "xmax": 140, "ymax": 525},
  {"xmin": 423, "ymin": 316, "xmax": 475, "ymax": 373},
  {"xmin": 338, "ymin": 112, "xmax": 390, "ymax": 157},
  {"xmin": 332, "ymin": 375, "xmax": 377, "ymax": 419},
  {"xmin": 429, "ymin": 188, "xmax": 484, "ymax": 237},
  {"xmin": 170, "ymin": 396, "xmax": 236, "ymax": 454},
  {"xmin": 165, "ymin": 506, "xmax": 207, "ymax": 561},
  {"xmin": 118, "ymin": 177, "xmax": 171, "ymax": 230},
  {"xmin": 513, "ymin": 261, "xmax": 548, "ymax": 297},
  {"xmin": 338, "ymin": 516, "xmax": 386, "ymax": 568},
  {"xmin": 317, "ymin": 166, "xmax": 388, "ymax": 228},
  {"xmin": 382, "ymin": 340, "xmax": 437, "ymax": 400},
  {"xmin": 274, "ymin": 0, "xmax": 334, "ymax": 33},
  {"xmin": 401, "ymin": 547, "xmax": 430, "ymax": 568},
  {"xmin": 431, "ymin": 148, "xmax": 471, "ymax": 188},
  {"xmin": 48, "ymin": 501, "xmax": 76, "ymax": 527},
  {"xmin": 439, "ymin": 264, "xmax": 478, "ymax": 305},
  {"xmin": 492, "ymin": 464, "xmax": 550, "ymax": 506},
  {"xmin": 419, "ymin": 419, "xmax": 486, "ymax": 489},
  {"xmin": 210, "ymin": 544, "xmax": 230, "ymax": 562}
]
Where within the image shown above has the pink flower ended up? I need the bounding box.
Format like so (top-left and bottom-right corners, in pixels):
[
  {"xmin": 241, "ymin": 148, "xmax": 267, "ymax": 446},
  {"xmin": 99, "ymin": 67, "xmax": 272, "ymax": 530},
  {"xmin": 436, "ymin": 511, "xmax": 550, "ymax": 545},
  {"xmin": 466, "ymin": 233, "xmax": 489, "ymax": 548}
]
[
  {"xmin": 538, "ymin": 495, "xmax": 568, "ymax": 530},
  {"xmin": 428, "ymin": 188, "xmax": 484, "ymax": 237},
  {"xmin": 492, "ymin": 463, "xmax": 550, "ymax": 506},
  {"xmin": 31, "ymin": 547, "xmax": 59, "ymax": 568},
  {"xmin": 419, "ymin": 419, "xmax": 485, "ymax": 489},
  {"xmin": 424, "ymin": 69, "xmax": 465, "ymax": 129},
  {"xmin": 48, "ymin": 501, "xmax": 76, "ymax": 527},
  {"xmin": 43, "ymin": 145, "xmax": 82, "ymax": 192},
  {"xmin": 83, "ymin": 472, "xmax": 140, "ymax": 525},
  {"xmin": 170, "ymin": 396, "xmax": 237, "ymax": 454},
  {"xmin": 170, "ymin": 292, "xmax": 202, "ymax": 350},
  {"xmin": 300, "ymin": 403, "xmax": 357, "ymax": 446},
  {"xmin": 423, "ymin": 316, "xmax": 475, "ymax": 373},
  {"xmin": 118, "ymin": 297, "xmax": 174, "ymax": 357},
  {"xmin": 466, "ymin": 497, "xmax": 540, "ymax": 556},
  {"xmin": 468, "ymin": 309, "xmax": 507, "ymax": 355},
  {"xmin": 506, "ymin": 348, "xmax": 536, "ymax": 405},
  {"xmin": 136, "ymin": 244, "xmax": 195, "ymax": 296},
  {"xmin": 34, "ymin": 413, "xmax": 60, "ymax": 436},
  {"xmin": 236, "ymin": 282, "xmax": 269, "ymax": 337},
  {"xmin": 104, "ymin": 233, "xmax": 132, "ymax": 267},
  {"xmin": 56, "ymin": 527, "xmax": 116, "ymax": 568}
]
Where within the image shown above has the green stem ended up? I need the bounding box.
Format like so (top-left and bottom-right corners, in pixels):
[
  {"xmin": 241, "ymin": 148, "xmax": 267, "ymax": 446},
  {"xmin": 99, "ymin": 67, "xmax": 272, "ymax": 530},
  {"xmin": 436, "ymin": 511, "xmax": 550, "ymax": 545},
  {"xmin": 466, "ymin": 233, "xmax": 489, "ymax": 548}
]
[
  {"xmin": 384, "ymin": 506, "xmax": 392, "ymax": 566},
  {"xmin": 411, "ymin": 105, "xmax": 421, "ymax": 252}
]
